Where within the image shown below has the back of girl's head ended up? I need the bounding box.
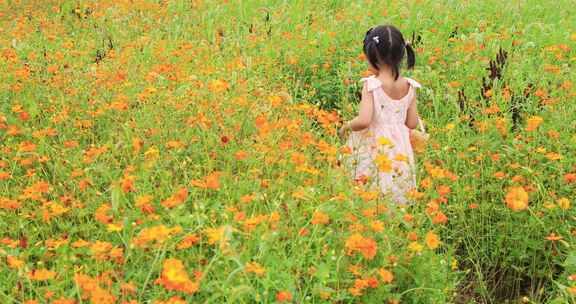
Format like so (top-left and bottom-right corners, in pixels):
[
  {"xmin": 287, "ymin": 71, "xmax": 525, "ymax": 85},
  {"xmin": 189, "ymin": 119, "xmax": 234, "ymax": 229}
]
[{"xmin": 363, "ymin": 25, "xmax": 416, "ymax": 80}]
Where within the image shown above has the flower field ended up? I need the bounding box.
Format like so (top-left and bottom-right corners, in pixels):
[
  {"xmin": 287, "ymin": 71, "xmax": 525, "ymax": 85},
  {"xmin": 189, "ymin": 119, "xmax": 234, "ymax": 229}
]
[{"xmin": 0, "ymin": 0, "xmax": 575, "ymax": 303}]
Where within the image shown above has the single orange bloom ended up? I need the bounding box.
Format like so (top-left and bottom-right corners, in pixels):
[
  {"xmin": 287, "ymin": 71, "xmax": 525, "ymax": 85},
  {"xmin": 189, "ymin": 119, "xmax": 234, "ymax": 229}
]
[
  {"xmin": 7, "ymin": 256, "xmax": 24, "ymax": 269},
  {"xmin": 425, "ymin": 231, "xmax": 442, "ymax": 249},
  {"xmin": 378, "ymin": 268, "xmax": 394, "ymax": 283},
  {"xmin": 436, "ymin": 185, "xmax": 451, "ymax": 196},
  {"xmin": 245, "ymin": 262, "xmax": 266, "ymax": 276},
  {"xmin": 177, "ymin": 234, "xmax": 201, "ymax": 250},
  {"xmin": 505, "ymin": 187, "xmax": 529, "ymax": 211},
  {"xmin": 447, "ymin": 81, "xmax": 461, "ymax": 88},
  {"xmin": 0, "ymin": 171, "xmax": 10, "ymax": 180},
  {"xmin": 234, "ymin": 150, "xmax": 248, "ymax": 160},
  {"xmin": 311, "ymin": 211, "xmax": 330, "ymax": 225},
  {"xmin": 493, "ymin": 171, "xmax": 506, "ymax": 179},
  {"xmin": 406, "ymin": 231, "xmax": 418, "ymax": 241},
  {"xmin": 156, "ymin": 258, "xmax": 199, "ymax": 294},
  {"xmin": 432, "ymin": 211, "xmax": 448, "ymax": 224},
  {"xmin": 545, "ymin": 233, "xmax": 562, "ymax": 241},
  {"xmin": 28, "ymin": 269, "xmax": 56, "ymax": 281},
  {"xmin": 525, "ymin": 116, "xmax": 543, "ymax": 132},
  {"xmin": 276, "ymin": 291, "xmax": 293, "ymax": 302}
]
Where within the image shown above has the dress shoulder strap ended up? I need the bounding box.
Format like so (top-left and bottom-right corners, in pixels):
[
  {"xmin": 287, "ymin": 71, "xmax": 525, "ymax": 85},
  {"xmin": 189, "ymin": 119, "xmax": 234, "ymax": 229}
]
[
  {"xmin": 405, "ymin": 77, "xmax": 422, "ymax": 89},
  {"xmin": 360, "ymin": 76, "xmax": 382, "ymax": 92}
]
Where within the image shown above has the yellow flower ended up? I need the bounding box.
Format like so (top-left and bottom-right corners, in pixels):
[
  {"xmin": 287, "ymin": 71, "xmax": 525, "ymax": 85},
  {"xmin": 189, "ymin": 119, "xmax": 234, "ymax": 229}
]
[
  {"xmin": 106, "ymin": 223, "xmax": 123, "ymax": 232},
  {"xmin": 394, "ymin": 153, "xmax": 408, "ymax": 162},
  {"xmin": 407, "ymin": 241, "xmax": 423, "ymax": 253},
  {"xmin": 505, "ymin": 187, "xmax": 529, "ymax": 211},
  {"xmin": 377, "ymin": 137, "xmax": 393, "ymax": 146},
  {"xmin": 375, "ymin": 154, "xmax": 392, "ymax": 173},
  {"xmin": 557, "ymin": 198, "xmax": 571, "ymax": 210},
  {"xmin": 205, "ymin": 226, "xmax": 226, "ymax": 245},
  {"xmin": 535, "ymin": 146, "xmax": 547, "ymax": 154},
  {"xmin": 144, "ymin": 146, "xmax": 159, "ymax": 160},
  {"xmin": 451, "ymin": 259, "xmax": 458, "ymax": 270}
]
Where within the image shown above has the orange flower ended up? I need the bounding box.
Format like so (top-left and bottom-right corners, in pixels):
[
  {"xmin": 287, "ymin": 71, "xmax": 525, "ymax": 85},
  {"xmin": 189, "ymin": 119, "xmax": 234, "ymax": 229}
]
[
  {"xmin": 407, "ymin": 231, "xmax": 418, "ymax": 241},
  {"xmin": 493, "ymin": 171, "xmax": 506, "ymax": 179},
  {"xmin": 154, "ymin": 296, "xmax": 188, "ymax": 304},
  {"xmin": 156, "ymin": 258, "xmax": 200, "ymax": 294},
  {"xmin": 432, "ymin": 211, "xmax": 448, "ymax": 224},
  {"xmin": 0, "ymin": 171, "xmax": 10, "ymax": 180},
  {"xmin": 525, "ymin": 116, "xmax": 543, "ymax": 132},
  {"xmin": 311, "ymin": 211, "xmax": 330, "ymax": 225},
  {"xmin": 135, "ymin": 194, "xmax": 155, "ymax": 214},
  {"xmin": 378, "ymin": 268, "xmax": 394, "ymax": 283},
  {"xmin": 345, "ymin": 233, "xmax": 378, "ymax": 260},
  {"xmin": 176, "ymin": 234, "xmax": 201, "ymax": 250},
  {"xmin": 190, "ymin": 172, "xmax": 221, "ymax": 190},
  {"xmin": 447, "ymin": 81, "xmax": 461, "ymax": 88},
  {"xmin": 0, "ymin": 197, "xmax": 21, "ymax": 209},
  {"xmin": 90, "ymin": 241, "xmax": 113, "ymax": 261},
  {"xmin": 235, "ymin": 150, "xmax": 248, "ymax": 160},
  {"xmin": 276, "ymin": 291, "xmax": 293, "ymax": 302},
  {"xmin": 436, "ymin": 185, "xmax": 451, "ymax": 196},
  {"xmin": 205, "ymin": 226, "xmax": 227, "ymax": 245},
  {"xmin": 375, "ymin": 154, "xmax": 392, "ymax": 173},
  {"xmin": 545, "ymin": 152, "xmax": 562, "ymax": 161},
  {"xmin": 7, "ymin": 256, "xmax": 24, "ymax": 269},
  {"xmin": 28, "ymin": 269, "xmax": 56, "ymax": 281},
  {"xmin": 245, "ymin": 262, "xmax": 266, "ymax": 276},
  {"xmin": 121, "ymin": 174, "xmax": 136, "ymax": 193},
  {"xmin": 94, "ymin": 203, "xmax": 113, "ymax": 224},
  {"xmin": 74, "ymin": 273, "xmax": 117, "ymax": 304},
  {"xmin": 425, "ymin": 231, "xmax": 442, "ymax": 249},
  {"xmin": 161, "ymin": 187, "xmax": 188, "ymax": 208},
  {"xmin": 208, "ymin": 79, "xmax": 230, "ymax": 93},
  {"xmin": 505, "ymin": 187, "xmax": 529, "ymax": 211},
  {"xmin": 133, "ymin": 225, "xmax": 182, "ymax": 248},
  {"xmin": 565, "ymin": 173, "xmax": 576, "ymax": 184},
  {"xmin": 545, "ymin": 233, "xmax": 562, "ymax": 241},
  {"xmin": 240, "ymin": 194, "xmax": 255, "ymax": 204}
]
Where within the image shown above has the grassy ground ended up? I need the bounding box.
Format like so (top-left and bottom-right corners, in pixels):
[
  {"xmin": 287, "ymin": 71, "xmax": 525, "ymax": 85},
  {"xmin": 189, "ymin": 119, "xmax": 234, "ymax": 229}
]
[{"xmin": 0, "ymin": 0, "xmax": 575, "ymax": 303}]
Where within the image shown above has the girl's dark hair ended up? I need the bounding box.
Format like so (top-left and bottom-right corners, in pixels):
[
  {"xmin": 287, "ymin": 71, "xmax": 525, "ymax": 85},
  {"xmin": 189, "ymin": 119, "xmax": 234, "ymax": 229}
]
[{"xmin": 363, "ymin": 25, "xmax": 416, "ymax": 80}]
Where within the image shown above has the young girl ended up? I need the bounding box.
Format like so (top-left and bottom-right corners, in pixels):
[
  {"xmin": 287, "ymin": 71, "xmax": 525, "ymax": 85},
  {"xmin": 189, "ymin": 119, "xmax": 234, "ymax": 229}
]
[{"xmin": 339, "ymin": 25, "xmax": 421, "ymax": 205}]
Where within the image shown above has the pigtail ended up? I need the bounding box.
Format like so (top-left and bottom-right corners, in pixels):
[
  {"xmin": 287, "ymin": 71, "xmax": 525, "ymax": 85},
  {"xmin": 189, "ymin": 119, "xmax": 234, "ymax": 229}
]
[{"xmin": 405, "ymin": 43, "xmax": 416, "ymax": 69}]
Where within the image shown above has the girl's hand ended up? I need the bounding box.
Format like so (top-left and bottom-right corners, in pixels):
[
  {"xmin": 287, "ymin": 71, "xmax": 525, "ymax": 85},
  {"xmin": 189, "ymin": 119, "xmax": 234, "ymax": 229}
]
[{"xmin": 338, "ymin": 122, "xmax": 350, "ymax": 141}]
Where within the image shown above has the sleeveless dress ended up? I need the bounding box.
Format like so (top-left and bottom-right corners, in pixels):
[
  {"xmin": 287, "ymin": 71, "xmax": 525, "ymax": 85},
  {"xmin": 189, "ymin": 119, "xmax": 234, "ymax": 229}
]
[{"xmin": 345, "ymin": 75, "xmax": 421, "ymax": 205}]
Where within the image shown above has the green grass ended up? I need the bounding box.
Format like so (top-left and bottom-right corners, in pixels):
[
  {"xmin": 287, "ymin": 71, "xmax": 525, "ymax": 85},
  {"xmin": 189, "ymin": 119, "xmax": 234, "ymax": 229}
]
[{"xmin": 0, "ymin": 0, "xmax": 575, "ymax": 303}]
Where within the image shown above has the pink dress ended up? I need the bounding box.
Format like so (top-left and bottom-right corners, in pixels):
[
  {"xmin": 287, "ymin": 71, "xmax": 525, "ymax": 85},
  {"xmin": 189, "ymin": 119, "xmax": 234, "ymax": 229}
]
[{"xmin": 345, "ymin": 75, "xmax": 421, "ymax": 204}]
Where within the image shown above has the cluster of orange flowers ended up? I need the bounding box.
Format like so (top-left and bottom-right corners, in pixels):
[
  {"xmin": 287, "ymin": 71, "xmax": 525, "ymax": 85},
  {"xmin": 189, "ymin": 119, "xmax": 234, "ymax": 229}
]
[{"xmin": 155, "ymin": 258, "xmax": 201, "ymax": 295}]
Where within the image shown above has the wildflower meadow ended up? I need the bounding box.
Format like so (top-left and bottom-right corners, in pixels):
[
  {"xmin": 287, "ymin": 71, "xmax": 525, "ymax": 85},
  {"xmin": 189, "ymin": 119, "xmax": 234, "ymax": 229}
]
[{"xmin": 0, "ymin": 0, "xmax": 575, "ymax": 303}]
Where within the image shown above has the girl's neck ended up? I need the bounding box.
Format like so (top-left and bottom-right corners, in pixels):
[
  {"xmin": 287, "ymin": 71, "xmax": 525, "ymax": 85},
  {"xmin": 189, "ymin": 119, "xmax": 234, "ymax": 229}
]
[{"xmin": 375, "ymin": 66, "xmax": 399, "ymax": 83}]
